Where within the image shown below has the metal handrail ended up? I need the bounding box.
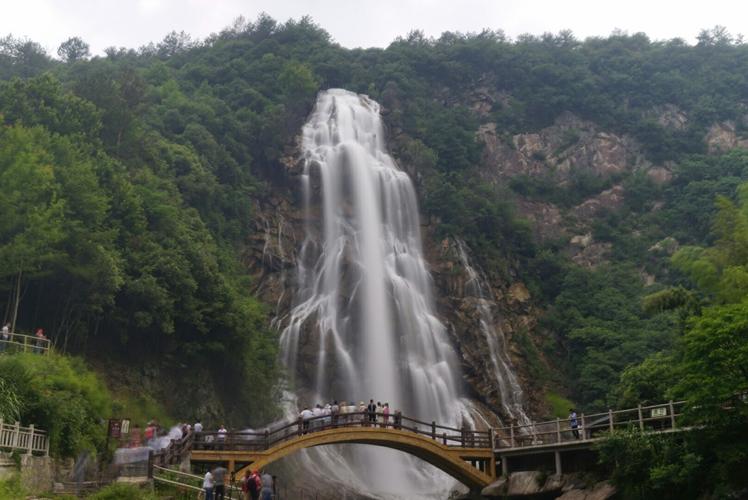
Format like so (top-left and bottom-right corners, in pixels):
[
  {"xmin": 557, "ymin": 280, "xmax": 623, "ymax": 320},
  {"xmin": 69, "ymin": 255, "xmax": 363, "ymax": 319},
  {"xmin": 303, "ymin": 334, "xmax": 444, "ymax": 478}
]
[
  {"xmin": 192, "ymin": 411, "xmax": 492, "ymax": 453},
  {"xmin": 0, "ymin": 331, "xmax": 52, "ymax": 355}
]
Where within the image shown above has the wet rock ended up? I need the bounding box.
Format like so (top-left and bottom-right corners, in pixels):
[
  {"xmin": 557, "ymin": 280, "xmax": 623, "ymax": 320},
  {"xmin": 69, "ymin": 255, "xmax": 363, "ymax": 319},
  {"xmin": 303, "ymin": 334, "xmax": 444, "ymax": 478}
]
[
  {"xmin": 506, "ymin": 471, "xmax": 546, "ymax": 496},
  {"xmin": 481, "ymin": 476, "xmax": 508, "ymax": 496},
  {"xmin": 557, "ymin": 481, "xmax": 616, "ymax": 500}
]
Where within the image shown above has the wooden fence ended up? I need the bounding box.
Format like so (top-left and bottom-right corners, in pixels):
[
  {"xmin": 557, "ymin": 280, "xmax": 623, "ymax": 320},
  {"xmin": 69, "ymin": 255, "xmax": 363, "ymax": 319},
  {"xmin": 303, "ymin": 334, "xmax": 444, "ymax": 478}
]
[{"xmin": 0, "ymin": 419, "xmax": 49, "ymax": 455}]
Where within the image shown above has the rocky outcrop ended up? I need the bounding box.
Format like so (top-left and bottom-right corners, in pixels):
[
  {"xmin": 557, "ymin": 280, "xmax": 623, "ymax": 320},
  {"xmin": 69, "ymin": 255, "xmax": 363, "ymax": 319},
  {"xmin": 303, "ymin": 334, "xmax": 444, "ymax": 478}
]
[
  {"xmin": 705, "ymin": 121, "xmax": 748, "ymax": 153},
  {"xmin": 481, "ymin": 473, "xmax": 615, "ymax": 499},
  {"xmin": 478, "ymin": 113, "xmax": 647, "ymax": 185}
]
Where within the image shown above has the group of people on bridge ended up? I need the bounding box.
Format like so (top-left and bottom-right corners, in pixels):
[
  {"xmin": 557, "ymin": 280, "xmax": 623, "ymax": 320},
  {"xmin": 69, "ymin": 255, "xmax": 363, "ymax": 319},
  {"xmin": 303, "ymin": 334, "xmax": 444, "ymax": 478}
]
[
  {"xmin": 299, "ymin": 399, "xmax": 402, "ymax": 433},
  {"xmin": 0, "ymin": 324, "xmax": 49, "ymax": 354},
  {"xmin": 202, "ymin": 466, "xmax": 275, "ymax": 500}
]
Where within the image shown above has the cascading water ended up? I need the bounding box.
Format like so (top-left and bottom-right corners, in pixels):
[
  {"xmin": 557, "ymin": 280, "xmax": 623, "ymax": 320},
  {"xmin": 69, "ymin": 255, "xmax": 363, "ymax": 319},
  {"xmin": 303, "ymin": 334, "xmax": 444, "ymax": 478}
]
[
  {"xmin": 278, "ymin": 89, "xmax": 468, "ymax": 498},
  {"xmin": 456, "ymin": 241, "xmax": 533, "ymax": 428}
]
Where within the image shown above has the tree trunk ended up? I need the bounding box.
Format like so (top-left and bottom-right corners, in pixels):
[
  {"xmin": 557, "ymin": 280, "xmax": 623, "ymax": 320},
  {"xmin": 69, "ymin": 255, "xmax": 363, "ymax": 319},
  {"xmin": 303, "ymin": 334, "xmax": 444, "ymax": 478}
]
[{"xmin": 10, "ymin": 269, "xmax": 22, "ymax": 332}]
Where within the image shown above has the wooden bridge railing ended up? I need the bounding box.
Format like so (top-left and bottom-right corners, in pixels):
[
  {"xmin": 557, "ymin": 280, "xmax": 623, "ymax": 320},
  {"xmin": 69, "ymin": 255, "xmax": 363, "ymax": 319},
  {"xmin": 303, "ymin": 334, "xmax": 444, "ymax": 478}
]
[
  {"xmin": 192, "ymin": 411, "xmax": 492, "ymax": 453},
  {"xmin": 152, "ymin": 429, "xmax": 194, "ymax": 467},
  {"xmin": 0, "ymin": 332, "xmax": 51, "ymax": 355},
  {"xmin": 494, "ymin": 400, "xmax": 687, "ymax": 449},
  {"xmin": 0, "ymin": 419, "xmax": 49, "ymax": 455}
]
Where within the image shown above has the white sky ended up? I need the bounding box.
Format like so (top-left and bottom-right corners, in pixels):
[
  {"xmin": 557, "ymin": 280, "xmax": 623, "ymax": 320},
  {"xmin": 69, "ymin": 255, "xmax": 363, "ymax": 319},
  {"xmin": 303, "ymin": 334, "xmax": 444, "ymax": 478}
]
[{"xmin": 1, "ymin": 0, "xmax": 747, "ymax": 57}]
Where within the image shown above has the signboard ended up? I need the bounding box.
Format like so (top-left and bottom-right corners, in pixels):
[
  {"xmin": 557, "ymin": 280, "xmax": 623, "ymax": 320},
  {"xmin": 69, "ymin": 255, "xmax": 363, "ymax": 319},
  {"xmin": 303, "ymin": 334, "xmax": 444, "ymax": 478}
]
[
  {"xmin": 108, "ymin": 419, "xmax": 122, "ymax": 439},
  {"xmin": 121, "ymin": 419, "xmax": 131, "ymax": 434},
  {"xmin": 650, "ymin": 407, "xmax": 668, "ymax": 418}
]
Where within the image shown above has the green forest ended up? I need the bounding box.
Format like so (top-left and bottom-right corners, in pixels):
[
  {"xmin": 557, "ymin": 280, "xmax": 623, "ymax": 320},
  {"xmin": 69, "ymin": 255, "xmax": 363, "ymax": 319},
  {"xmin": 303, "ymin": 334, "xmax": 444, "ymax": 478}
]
[{"xmin": 1, "ymin": 16, "xmax": 748, "ymax": 497}]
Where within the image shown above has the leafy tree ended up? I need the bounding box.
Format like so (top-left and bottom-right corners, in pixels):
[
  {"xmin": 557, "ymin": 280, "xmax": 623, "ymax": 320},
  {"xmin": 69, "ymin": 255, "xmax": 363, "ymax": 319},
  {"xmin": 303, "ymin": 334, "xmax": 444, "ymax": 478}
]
[{"xmin": 57, "ymin": 36, "xmax": 90, "ymax": 62}]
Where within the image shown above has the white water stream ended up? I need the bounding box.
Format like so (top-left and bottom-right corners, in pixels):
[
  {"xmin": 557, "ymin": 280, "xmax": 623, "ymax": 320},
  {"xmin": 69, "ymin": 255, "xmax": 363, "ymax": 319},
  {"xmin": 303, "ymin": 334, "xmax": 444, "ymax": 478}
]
[{"xmin": 277, "ymin": 89, "xmax": 521, "ymax": 498}]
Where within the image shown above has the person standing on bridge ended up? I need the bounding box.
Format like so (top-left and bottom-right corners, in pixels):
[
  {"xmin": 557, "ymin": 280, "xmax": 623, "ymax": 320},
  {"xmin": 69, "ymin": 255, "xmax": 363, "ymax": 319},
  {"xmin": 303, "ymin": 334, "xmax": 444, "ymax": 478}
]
[
  {"xmin": 382, "ymin": 402, "xmax": 390, "ymax": 428},
  {"xmin": 569, "ymin": 408, "xmax": 580, "ymax": 439},
  {"xmin": 300, "ymin": 406, "xmax": 313, "ymax": 434},
  {"xmin": 367, "ymin": 399, "xmax": 377, "ymax": 426}
]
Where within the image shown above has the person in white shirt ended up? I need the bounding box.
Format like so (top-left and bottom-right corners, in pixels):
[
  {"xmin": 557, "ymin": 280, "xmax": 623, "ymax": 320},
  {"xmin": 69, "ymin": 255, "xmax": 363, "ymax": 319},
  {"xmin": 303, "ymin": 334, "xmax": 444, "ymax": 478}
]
[
  {"xmin": 194, "ymin": 420, "xmax": 203, "ymax": 433},
  {"xmin": 203, "ymin": 470, "xmax": 214, "ymax": 500},
  {"xmin": 312, "ymin": 404, "xmax": 324, "ymax": 430},
  {"xmin": 0, "ymin": 323, "xmax": 9, "ymax": 353},
  {"xmin": 300, "ymin": 407, "xmax": 313, "ymax": 434}
]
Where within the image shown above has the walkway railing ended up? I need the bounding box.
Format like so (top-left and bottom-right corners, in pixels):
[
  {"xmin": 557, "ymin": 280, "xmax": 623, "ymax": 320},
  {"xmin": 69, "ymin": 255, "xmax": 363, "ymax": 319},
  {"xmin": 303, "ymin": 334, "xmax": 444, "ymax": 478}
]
[
  {"xmin": 152, "ymin": 465, "xmax": 241, "ymax": 499},
  {"xmin": 192, "ymin": 411, "xmax": 492, "ymax": 453},
  {"xmin": 0, "ymin": 332, "xmax": 51, "ymax": 355},
  {"xmin": 0, "ymin": 419, "xmax": 49, "ymax": 455},
  {"xmin": 152, "ymin": 429, "xmax": 194, "ymax": 467},
  {"xmin": 494, "ymin": 400, "xmax": 687, "ymax": 449}
]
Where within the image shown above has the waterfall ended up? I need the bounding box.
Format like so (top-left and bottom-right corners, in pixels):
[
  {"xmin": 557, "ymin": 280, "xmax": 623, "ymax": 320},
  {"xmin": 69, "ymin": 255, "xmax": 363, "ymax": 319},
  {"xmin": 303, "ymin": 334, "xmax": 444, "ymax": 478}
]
[
  {"xmin": 278, "ymin": 89, "xmax": 468, "ymax": 498},
  {"xmin": 455, "ymin": 240, "xmax": 532, "ymax": 428}
]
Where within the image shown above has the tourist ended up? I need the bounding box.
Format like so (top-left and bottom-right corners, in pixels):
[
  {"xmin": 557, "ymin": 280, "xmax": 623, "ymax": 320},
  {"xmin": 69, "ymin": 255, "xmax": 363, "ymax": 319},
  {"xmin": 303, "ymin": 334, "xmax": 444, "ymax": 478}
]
[
  {"xmin": 0, "ymin": 323, "xmax": 9, "ymax": 353},
  {"xmin": 241, "ymin": 470, "xmax": 252, "ymax": 500},
  {"xmin": 194, "ymin": 420, "xmax": 203, "ymax": 434},
  {"xmin": 213, "ymin": 465, "xmax": 227, "ymax": 500},
  {"xmin": 394, "ymin": 409, "xmax": 402, "ymax": 430},
  {"xmin": 312, "ymin": 404, "xmax": 324, "ymax": 429},
  {"xmin": 217, "ymin": 425, "xmax": 228, "ymax": 449},
  {"xmin": 249, "ymin": 469, "xmax": 261, "ymax": 500},
  {"xmin": 144, "ymin": 420, "xmax": 156, "ymax": 444},
  {"xmin": 367, "ymin": 399, "xmax": 377, "ymax": 426},
  {"xmin": 383, "ymin": 402, "xmax": 390, "ymax": 428},
  {"xmin": 323, "ymin": 403, "xmax": 332, "ymax": 428},
  {"xmin": 358, "ymin": 401, "xmax": 367, "ymax": 425},
  {"xmin": 331, "ymin": 400, "xmax": 340, "ymax": 426},
  {"xmin": 569, "ymin": 408, "xmax": 580, "ymax": 439},
  {"xmin": 260, "ymin": 469, "xmax": 273, "ymax": 500},
  {"xmin": 129, "ymin": 424, "xmax": 142, "ymax": 448},
  {"xmin": 203, "ymin": 469, "xmax": 214, "ymax": 500},
  {"xmin": 34, "ymin": 328, "xmax": 45, "ymax": 354},
  {"xmin": 300, "ymin": 406, "xmax": 313, "ymax": 434}
]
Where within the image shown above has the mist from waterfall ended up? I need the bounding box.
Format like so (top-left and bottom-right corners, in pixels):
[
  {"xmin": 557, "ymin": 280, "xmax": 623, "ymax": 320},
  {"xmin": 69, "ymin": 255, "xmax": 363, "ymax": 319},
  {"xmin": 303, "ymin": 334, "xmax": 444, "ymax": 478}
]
[
  {"xmin": 456, "ymin": 240, "xmax": 532, "ymax": 428},
  {"xmin": 278, "ymin": 89, "xmax": 467, "ymax": 498}
]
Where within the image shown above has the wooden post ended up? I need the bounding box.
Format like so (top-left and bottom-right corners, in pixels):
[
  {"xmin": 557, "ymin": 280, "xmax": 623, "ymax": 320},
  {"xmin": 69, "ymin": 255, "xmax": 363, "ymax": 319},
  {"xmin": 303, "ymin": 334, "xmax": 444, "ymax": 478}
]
[
  {"xmin": 555, "ymin": 418, "xmax": 561, "ymax": 443},
  {"xmin": 27, "ymin": 425, "xmax": 34, "ymax": 454},
  {"xmin": 638, "ymin": 404, "xmax": 644, "ymax": 431},
  {"xmin": 11, "ymin": 422, "xmax": 19, "ymax": 449},
  {"xmin": 510, "ymin": 424, "xmax": 515, "ymax": 448},
  {"xmin": 298, "ymin": 416, "xmax": 303, "ymax": 436},
  {"xmin": 488, "ymin": 428, "xmax": 494, "ymax": 450},
  {"xmin": 501, "ymin": 455, "xmax": 508, "ymax": 476},
  {"xmin": 0, "ymin": 418, "xmax": 3, "ymax": 447},
  {"xmin": 669, "ymin": 400, "xmax": 676, "ymax": 429},
  {"xmin": 580, "ymin": 413, "xmax": 585, "ymax": 439},
  {"xmin": 44, "ymin": 433, "xmax": 49, "ymax": 457},
  {"xmin": 554, "ymin": 450, "xmax": 562, "ymax": 475},
  {"xmin": 442, "ymin": 432, "xmax": 447, "ymax": 445},
  {"xmin": 608, "ymin": 409, "xmax": 614, "ymax": 432},
  {"xmin": 460, "ymin": 425, "xmax": 465, "ymax": 447},
  {"xmin": 431, "ymin": 421, "xmax": 436, "ymax": 440}
]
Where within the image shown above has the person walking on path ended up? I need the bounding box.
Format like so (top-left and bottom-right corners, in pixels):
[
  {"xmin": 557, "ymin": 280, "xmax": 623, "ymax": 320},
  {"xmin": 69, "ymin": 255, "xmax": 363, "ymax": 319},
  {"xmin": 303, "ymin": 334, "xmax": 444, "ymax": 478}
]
[
  {"xmin": 569, "ymin": 408, "xmax": 580, "ymax": 439},
  {"xmin": 248, "ymin": 469, "xmax": 261, "ymax": 500},
  {"xmin": 203, "ymin": 470, "xmax": 214, "ymax": 500},
  {"xmin": 260, "ymin": 470, "xmax": 273, "ymax": 500},
  {"xmin": 213, "ymin": 466, "xmax": 227, "ymax": 500}
]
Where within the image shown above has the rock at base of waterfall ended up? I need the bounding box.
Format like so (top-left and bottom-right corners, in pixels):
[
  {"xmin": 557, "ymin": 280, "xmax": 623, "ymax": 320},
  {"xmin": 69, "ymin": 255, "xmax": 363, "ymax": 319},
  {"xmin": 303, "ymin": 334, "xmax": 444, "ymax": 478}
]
[
  {"xmin": 481, "ymin": 476, "xmax": 508, "ymax": 497},
  {"xmin": 557, "ymin": 481, "xmax": 616, "ymax": 500}
]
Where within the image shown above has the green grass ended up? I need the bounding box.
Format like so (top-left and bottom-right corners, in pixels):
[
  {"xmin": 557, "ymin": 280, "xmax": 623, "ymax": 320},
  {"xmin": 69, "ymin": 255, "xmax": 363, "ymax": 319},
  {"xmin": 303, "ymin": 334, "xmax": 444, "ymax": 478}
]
[
  {"xmin": 546, "ymin": 391, "xmax": 575, "ymax": 419},
  {"xmin": 88, "ymin": 483, "xmax": 158, "ymax": 500}
]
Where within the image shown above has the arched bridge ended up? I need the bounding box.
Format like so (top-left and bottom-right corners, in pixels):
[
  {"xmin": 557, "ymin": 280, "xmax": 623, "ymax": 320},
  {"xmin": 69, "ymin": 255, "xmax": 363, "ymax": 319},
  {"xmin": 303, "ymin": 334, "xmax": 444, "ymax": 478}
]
[
  {"xmin": 188, "ymin": 412, "xmax": 496, "ymax": 490},
  {"xmin": 152, "ymin": 400, "xmax": 692, "ymax": 494}
]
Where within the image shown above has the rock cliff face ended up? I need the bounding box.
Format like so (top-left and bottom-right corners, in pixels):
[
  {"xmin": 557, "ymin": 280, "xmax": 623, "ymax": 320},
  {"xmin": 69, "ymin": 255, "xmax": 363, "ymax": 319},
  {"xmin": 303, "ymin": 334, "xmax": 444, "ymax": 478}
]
[{"xmin": 242, "ymin": 93, "xmax": 748, "ymax": 423}]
